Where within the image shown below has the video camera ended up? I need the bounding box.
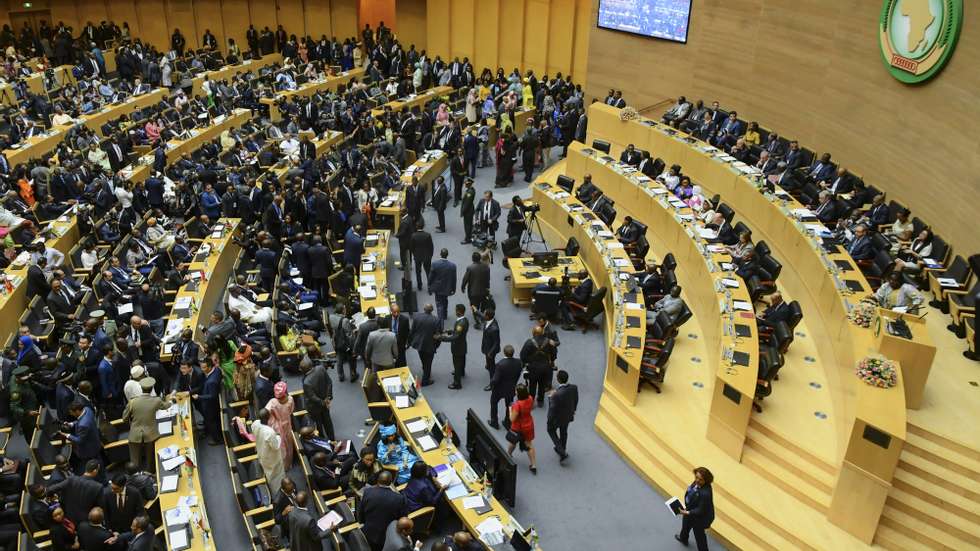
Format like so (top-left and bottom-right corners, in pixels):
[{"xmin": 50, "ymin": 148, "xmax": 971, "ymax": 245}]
[{"xmin": 524, "ymin": 203, "xmax": 540, "ymax": 214}]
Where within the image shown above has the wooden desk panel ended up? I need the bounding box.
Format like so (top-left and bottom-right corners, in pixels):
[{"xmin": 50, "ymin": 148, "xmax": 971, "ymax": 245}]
[
  {"xmin": 566, "ymin": 144, "xmax": 759, "ymax": 459},
  {"xmin": 260, "ymin": 67, "xmax": 366, "ymax": 122},
  {"xmin": 192, "ymin": 53, "xmax": 284, "ymax": 96},
  {"xmin": 375, "ymin": 367, "xmax": 533, "ymax": 549},
  {"xmin": 508, "ymin": 255, "xmax": 586, "ymax": 305},
  {"xmin": 531, "ymin": 177, "xmax": 645, "ymax": 404},
  {"xmin": 370, "ymin": 86, "xmax": 454, "ymax": 118},
  {"xmin": 82, "ymin": 89, "xmax": 168, "ymax": 136},
  {"xmin": 358, "ymin": 230, "xmax": 394, "ymax": 316},
  {"xmin": 376, "ymin": 150, "xmax": 449, "ymax": 231}
]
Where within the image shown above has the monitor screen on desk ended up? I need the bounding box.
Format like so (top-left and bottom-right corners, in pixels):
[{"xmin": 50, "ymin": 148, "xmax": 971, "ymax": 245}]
[
  {"xmin": 598, "ymin": 0, "xmax": 693, "ymax": 44},
  {"xmin": 466, "ymin": 408, "xmax": 518, "ymax": 507}
]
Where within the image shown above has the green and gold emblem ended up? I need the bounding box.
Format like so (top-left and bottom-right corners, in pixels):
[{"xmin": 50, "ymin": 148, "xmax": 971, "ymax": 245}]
[{"xmin": 879, "ymin": 0, "xmax": 962, "ymax": 84}]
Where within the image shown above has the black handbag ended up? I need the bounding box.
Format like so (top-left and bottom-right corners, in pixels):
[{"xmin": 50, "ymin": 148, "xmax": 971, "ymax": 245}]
[{"xmin": 505, "ymin": 429, "xmax": 521, "ymax": 444}]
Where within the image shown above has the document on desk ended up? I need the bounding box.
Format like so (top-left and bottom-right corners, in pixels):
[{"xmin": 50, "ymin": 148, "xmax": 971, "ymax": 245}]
[
  {"xmin": 733, "ymin": 301, "xmax": 753, "ymax": 311},
  {"xmin": 406, "ymin": 419, "xmax": 428, "ymax": 433},
  {"xmin": 360, "ymin": 274, "xmax": 376, "ymax": 284},
  {"xmin": 160, "ymin": 474, "xmax": 179, "ymax": 493},
  {"xmin": 395, "ymin": 395, "xmax": 410, "ymax": 409},
  {"xmin": 721, "ymin": 278, "xmax": 740, "ymax": 288},
  {"xmin": 417, "ymin": 435, "xmax": 438, "ymax": 451},
  {"xmin": 445, "ymin": 482, "xmax": 469, "ymax": 500},
  {"xmin": 156, "ymin": 405, "xmax": 178, "ymax": 419},
  {"xmin": 698, "ymin": 228, "xmax": 718, "ymax": 239},
  {"xmin": 462, "ymin": 495, "xmax": 486, "ymax": 510},
  {"xmin": 157, "ymin": 420, "xmax": 173, "ymax": 435},
  {"xmin": 937, "ymin": 277, "xmax": 959, "ymax": 288},
  {"xmin": 161, "ymin": 455, "xmax": 186, "ymax": 472},
  {"xmin": 165, "ymin": 506, "xmax": 191, "ymax": 527},
  {"xmin": 118, "ymin": 303, "xmax": 134, "ymax": 315},
  {"xmin": 158, "ymin": 445, "xmax": 180, "ymax": 460},
  {"xmin": 167, "ymin": 528, "xmax": 189, "ymax": 550}
]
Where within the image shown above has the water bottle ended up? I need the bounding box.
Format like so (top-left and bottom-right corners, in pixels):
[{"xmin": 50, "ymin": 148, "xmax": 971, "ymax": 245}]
[{"xmin": 529, "ymin": 526, "xmax": 540, "ymax": 550}]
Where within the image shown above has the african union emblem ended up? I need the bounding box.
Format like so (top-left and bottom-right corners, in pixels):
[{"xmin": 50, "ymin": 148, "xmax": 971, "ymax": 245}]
[{"xmin": 879, "ymin": 0, "xmax": 963, "ymax": 84}]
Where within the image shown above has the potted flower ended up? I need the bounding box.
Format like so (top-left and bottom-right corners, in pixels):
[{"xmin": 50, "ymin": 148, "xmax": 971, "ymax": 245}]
[
  {"xmin": 855, "ymin": 356, "xmax": 898, "ymax": 388},
  {"xmin": 848, "ymin": 299, "xmax": 877, "ymax": 328}
]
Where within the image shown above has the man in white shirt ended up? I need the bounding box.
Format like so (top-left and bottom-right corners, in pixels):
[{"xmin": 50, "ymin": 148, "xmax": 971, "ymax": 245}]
[
  {"xmin": 228, "ymin": 285, "xmax": 273, "ymax": 325},
  {"xmin": 280, "ymin": 133, "xmax": 300, "ymax": 161},
  {"xmin": 51, "ymin": 107, "xmax": 75, "ymax": 126}
]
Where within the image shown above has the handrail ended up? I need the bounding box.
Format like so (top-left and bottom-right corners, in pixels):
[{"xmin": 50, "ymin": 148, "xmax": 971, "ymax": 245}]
[{"xmin": 636, "ymin": 98, "xmax": 674, "ymax": 115}]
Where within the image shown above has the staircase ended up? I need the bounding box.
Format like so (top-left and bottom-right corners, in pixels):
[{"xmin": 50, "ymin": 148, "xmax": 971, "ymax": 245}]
[
  {"xmin": 742, "ymin": 418, "xmax": 836, "ymax": 514},
  {"xmin": 875, "ymin": 424, "xmax": 980, "ymax": 550}
]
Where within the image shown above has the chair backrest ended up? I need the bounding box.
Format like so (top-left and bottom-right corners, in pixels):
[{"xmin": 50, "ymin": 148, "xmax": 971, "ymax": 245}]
[
  {"xmin": 787, "ymin": 301, "xmax": 804, "ymax": 330},
  {"xmin": 661, "ymin": 253, "xmax": 677, "ymax": 272},
  {"xmin": 532, "ymin": 290, "xmax": 561, "ymax": 318},
  {"xmin": 761, "ymin": 255, "xmax": 782, "ymax": 281},
  {"xmin": 655, "ymin": 337, "xmax": 675, "ymax": 375},
  {"xmin": 733, "ymin": 221, "xmax": 751, "ymax": 238},
  {"xmin": 754, "ymin": 240, "xmax": 771, "ymax": 258},
  {"xmin": 870, "ymin": 232, "xmax": 891, "ymax": 252},
  {"xmin": 674, "ymin": 302, "xmax": 693, "ymax": 328},
  {"xmin": 717, "ymin": 203, "xmax": 735, "ymax": 223},
  {"xmin": 592, "ymin": 139, "xmax": 611, "ymax": 154},
  {"xmin": 651, "ymin": 158, "xmax": 665, "ymax": 177},
  {"xmin": 650, "ymin": 310, "xmax": 673, "ymax": 340},
  {"xmin": 564, "ymin": 236, "xmax": 580, "ymax": 257},
  {"xmin": 911, "ymin": 216, "xmax": 926, "ymax": 235},
  {"xmin": 585, "ymin": 287, "xmax": 608, "ymax": 318},
  {"xmin": 633, "ymin": 235, "xmax": 650, "ymax": 259},
  {"xmin": 772, "ymin": 321, "xmax": 793, "ymax": 354},
  {"xmin": 929, "ymin": 235, "xmax": 949, "ymax": 265},
  {"xmin": 632, "ymin": 220, "xmax": 648, "ymax": 238},
  {"xmin": 946, "ymin": 255, "xmax": 970, "ymax": 283}
]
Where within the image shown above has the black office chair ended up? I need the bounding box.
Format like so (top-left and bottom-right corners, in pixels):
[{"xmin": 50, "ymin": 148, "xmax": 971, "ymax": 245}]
[
  {"xmin": 753, "ymin": 345, "xmax": 784, "ymax": 412},
  {"xmin": 651, "ymin": 158, "xmax": 666, "ymax": 178},
  {"xmin": 531, "ymin": 289, "xmax": 561, "ymax": 320},
  {"xmin": 754, "ymin": 241, "xmax": 771, "ymax": 258},
  {"xmin": 929, "ymin": 255, "xmax": 972, "ymax": 310},
  {"xmin": 556, "ymin": 175, "xmax": 575, "ymax": 193},
  {"xmin": 733, "ymin": 221, "xmax": 752, "ymax": 239},
  {"xmin": 673, "ymin": 302, "xmax": 693, "ymax": 331},
  {"xmin": 554, "ymin": 236, "xmax": 580, "ymax": 257},
  {"xmin": 746, "ymin": 255, "xmax": 782, "ymax": 302},
  {"xmin": 661, "ymin": 253, "xmax": 677, "ymax": 273},
  {"xmin": 716, "ymin": 203, "xmax": 735, "ymax": 224},
  {"xmin": 639, "ymin": 336, "xmax": 674, "ymax": 393},
  {"xmin": 592, "ymin": 139, "xmax": 611, "ymax": 154},
  {"xmin": 568, "ymin": 287, "xmax": 607, "ymax": 333}
]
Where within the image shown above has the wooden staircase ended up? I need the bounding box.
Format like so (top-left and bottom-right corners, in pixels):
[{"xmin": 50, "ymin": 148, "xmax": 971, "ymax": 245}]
[
  {"xmin": 742, "ymin": 418, "xmax": 836, "ymax": 514},
  {"xmin": 875, "ymin": 424, "xmax": 980, "ymax": 550}
]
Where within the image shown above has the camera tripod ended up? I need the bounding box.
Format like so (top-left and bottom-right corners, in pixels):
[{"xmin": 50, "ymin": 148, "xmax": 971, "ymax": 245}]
[{"xmin": 521, "ymin": 207, "xmax": 548, "ymax": 254}]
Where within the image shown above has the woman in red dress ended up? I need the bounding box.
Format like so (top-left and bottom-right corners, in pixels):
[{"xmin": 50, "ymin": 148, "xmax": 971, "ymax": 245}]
[{"xmin": 507, "ymin": 384, "xmax": 538, "ymax": 474}]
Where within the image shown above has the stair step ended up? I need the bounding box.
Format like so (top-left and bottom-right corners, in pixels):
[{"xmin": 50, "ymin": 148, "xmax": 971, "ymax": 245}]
[
  {"xmin": 893, "ymin": 468, "xmax": 980, "ymax": 522},
  {"xmin": 886, "ymin": 485, "xmax": 980, "ymax": 543},
  {"xmin": 907, "ymin": 424, "xmax": 980, "ymax": 464},
  {"xmin": 899, "ymin": 451, "xmax": 980, "ymax": 500},
  {"xmin": 748, "ymin": 419, "xmax": 836, "ymax": 476},
  {"xmin": 879, "ymin": 505, "xmax": 980, "ymax": 550},
  {"xmin": 745, "ymin": 425, "xmax": 835, "ymax": 491},
  {"xmin": 742, "ymin": 446, "xmax": 830, "ymax": 513},
  {"xmin": 875, "ymin": 523, "xmax": 936, "ymax": 551},
  {"xmin": 905, "ymin": 431, "xmax": 980, "ymax": 480}
]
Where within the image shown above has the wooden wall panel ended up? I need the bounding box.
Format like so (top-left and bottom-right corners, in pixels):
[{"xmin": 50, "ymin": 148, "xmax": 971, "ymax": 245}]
[
  {"xmin": 394, "ymin": 0, "xmax": 425, "ymax": 50},
  {"xmin": 329, "ymin": 0, "xmax": 358, "ymax": 40},
  {"xmin": 193, "ymin": 0, "xmax": 224, "ymax": 50},
  {"xmin": 304, "ymin": 0, "xmax": 333, "ymax": 40},
  {"xmin": 134, "ymin": 1, "xmax": 168, "ymax": 50},
  {"xmin": 498, "ymin": 0, "xmax": 524, "ymax": 72},
  {"xmin": 248, "ymin": 0, "xmax": 277, "ymax": 35},
  {"xmin": 571, "ymin": 0, "xmax": 590, "ymax": 85},
  {"xmin": 277, "ymin": 0, "xmax": 306, "ymax": 39},
  {"xmin": 220, "ymin": 0, "xmax": 250, "ymax": 54},
  {"xmin": 472, "ymin": 0, "xmax": 499, "ymax": 72},
  {"xmin": 523, "ymin": 0, "xmax": 548, "ymax": 74},
  {"xmin": 77, "ymin": 2, "xmax": 109, "ymax": 28},
  {"xmin": 106, "ymin": 0, "xmax": 140, "ymax": 38},
  {"xmin": 49, "ymin": 0, "xmax": 80, "ymax": 33},
  {"xmin": 167, "ymin": 0, "xmax": 198, "ymax": 50},
  {"xmin": 546, "ymin": 0, "xmax": 574, "ymax": 77},
  {"xmin": 425, "ymin": 0, "xmax": 450, "ymax": 59},
  {"xmin": 449, "ymin": 0, "xmax": 474, "ymax": 63},
  {"xmin": 358, "ymin": 0, "xmax": 395, "ymax": 32},
  {"xmin": 586, "ymin": 0, "xmax": 980, "ymax": 254}
]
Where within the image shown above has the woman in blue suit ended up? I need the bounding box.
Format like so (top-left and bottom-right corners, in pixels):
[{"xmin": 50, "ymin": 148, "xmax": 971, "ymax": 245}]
[{"xmin": 676, "ymin": 466, "xmax": 715, "ymax": 550}]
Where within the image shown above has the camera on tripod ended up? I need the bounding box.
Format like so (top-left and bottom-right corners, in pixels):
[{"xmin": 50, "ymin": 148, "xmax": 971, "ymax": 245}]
[{"xmin": 524, "ymin": 203, "xmax": 540, "ymax": 214}]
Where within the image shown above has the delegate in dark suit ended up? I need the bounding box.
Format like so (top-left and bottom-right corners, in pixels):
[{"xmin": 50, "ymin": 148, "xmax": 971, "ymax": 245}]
[
  {"xmin": 77, "ymin": 520, "xmax": 123, "ymax": 551},
  {"xmin": 47, "ymin": 475, "xmax": 106, "ymax": 524},
  {"xmin": 302, "ymin": 363, "xmax": 335, "ymax": 440},
  {"xmin": 391, "ymin": 311, "xmax": 411, "ymax": 367},
  {"xmin": 678, "ymin": 478, "xmax": 715, "ymax": 551},
  {"xmin": 427, "ymin": 256, "xmax": 457, "ymax": 327},
  {"xmin": 358, "ymin": 484, "xmax": 408, "ymax": 551},
  {"xmin": 409, "ymin": 307, "xmax": 440, "ymax": 383},
  {"xmin": 481, "ymin": 316, "xmax": 501, "ymax": 378},
  {"xmin": 432, "ymin": 178, "xmax": 449, "ymax": 231},
  {"xmin": 547, "ymin": 379, "xmax": 579, "ymax": 459},
  {"xmin": 307, "ymin": 241, "xmax": 333, "ymax": 302},
  {"xmin": 26, "ymin": 263, "xmax": 50, "ymax": 300},
  {"xmin": 708, "ymin": 220, "xmax": 738, "ymax": 246},
  {"xmin": 287, "ymin": 505, "xmax": 332, "ymax": 551},
  {"xmin": 461, "ymin": 257, "xmax": 491, "ymax": 328},
  {"xmin": 410, "ymin": 227, "xmax": 434, "ymax": 292},
  {"xmin": 489, "ymin": 354, "xmax": 522, "ymax": 428},
  {"xmin": 103, "ymin": 487, "xmax": 145, "ymax": 533},
  {"xmin": 440, "ymin": 313, "xmax": 469, "ymax": 388}
]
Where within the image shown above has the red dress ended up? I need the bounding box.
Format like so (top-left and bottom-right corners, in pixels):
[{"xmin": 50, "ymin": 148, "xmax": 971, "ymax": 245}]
[{"xmin": 510, "ymin": 397, "xmax": 535, "ymax": 441}]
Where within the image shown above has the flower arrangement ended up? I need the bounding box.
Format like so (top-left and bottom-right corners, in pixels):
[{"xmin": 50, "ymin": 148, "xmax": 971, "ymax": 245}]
[
  {"xmin": 619, "ymin": 106, "xmax": 639, "ymax": 122},
  {"xmin": 855, "ymin": 356, "xmax": 898, "ymax": 388},
  {"xmin": 848, "ymin": 299, "xmax": 877, "ymax": 328}
]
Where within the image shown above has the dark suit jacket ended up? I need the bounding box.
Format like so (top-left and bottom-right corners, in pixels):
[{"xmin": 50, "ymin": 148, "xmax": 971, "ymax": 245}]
[
  {"xmin": 302, "ymin": 365, "xmax": 333, "ymax": 413},
  {"xmin": 103, "ymin": 489, "xmax": 145, "ymax": 533},
  {"xmin": 684, "ymin": 483, "xmax": 715, "ymax": 529},
  {"xmin": 308, "ymin": 244, "xmax": 333, "ymax": 279},
  {"xmin": 176, "ymin": 367, "xmax": 204, "ymax": 395},
  {"xmin": 710, "ymin": 222, "xmax": 738, "ymax": 246},
  {"xmin": 490, "ymin": 357, "xmax": 522, "ymax": 397},
  {"xmin": 77, "ymin": 521, "xmax": 117, "ymax": 551},
  {"xmin": 409, "ymin": 312, "xmax": 439, "ymax": 355},
  {"xmin": 410, "ymin": 231, "xmax": 434, "ymax": 262},
  {"xmin": 358, "ymin": 486, "xmax": 408, "ymax": 546},
  {"xmin": 461, "ymin": 262, "xmax": 491, "ymax": 299},
  {"xmin": 255, "ymin": 247, "xmax": 278, "ymax": 278},
  {"xmin": 846, "ymin": 235, "xmax": 875, "ymax": 261},
  {"xmin": 812, "ymin": 199, "xmax": 839, "ymax": 224},
  {"xmin": 254, "ymin": 375, "xmax": 274, "ymax": 408},
  {"xmin": 547, "ymin": 383, "xmax": 579, "ymax": 425},
  {"xmin": 47, "ymin": 290, "xmax": 74, "ymax": 324},
  {"xmin": 428, "ymin": 258, "xmax": 457, "ymax": 296},
  {"xmin": 26, "ymin": 264, "xmax": 50, "ymax": 300},
  {"xmin": 442, "ymin": 316, "xmax": 469, "ymax": 356},
  {"xmin": 761, "ymin": 302, "xmax": 792, "ymax": 325},
  {"xmin": 619, "ymin": 150, "xmax": 641, "ymax": 166},
  {"xmin": 481, "ymin": 318, "xmax": 500, "ymax": 356},
  {"xmin": 391, "ymin": 313, "xmax": 411, "ymax": 352},
  {"xmin": 118, "ymin": 530, "xmax": 153, "ymax": 551},
  {"xmin": 48, "ymin": 475, "xmax": 106, "ymax": 524}
]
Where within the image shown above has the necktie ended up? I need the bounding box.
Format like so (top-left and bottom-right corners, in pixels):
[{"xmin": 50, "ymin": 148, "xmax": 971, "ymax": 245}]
[
  {"xmin": 61, "ymin": 289, "xmax": 69, "ymax": 303},
  {"xmin": 118, "ymin": 493, "xmax": 123, "ymax": 510}
]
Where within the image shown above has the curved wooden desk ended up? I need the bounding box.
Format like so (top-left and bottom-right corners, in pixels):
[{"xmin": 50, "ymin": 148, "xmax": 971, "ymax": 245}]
[
  {"xmin": 358, "ymin": 229, "xmax": 394, "ymax": 316},
  {"xmin": 370, "ymin": 86, "xmax": 454, "ymax": 118},
  {"xmin": 564, "ymin": 143, "xmax": 759, "ymax": 460},
  {"xmin": 530, "ymin": 173, "xmax": 645, "ymax": 402},
  {"xmin": 261, "ymin": 67, "xmax": 366, "ymax": 122},
  {"xmin": 192, "ymin": 53, "xmax": 284, "ymax": 97},
  {"xmin": 584, "ymin": 104, "xmax": 910, "ymax": 544}
]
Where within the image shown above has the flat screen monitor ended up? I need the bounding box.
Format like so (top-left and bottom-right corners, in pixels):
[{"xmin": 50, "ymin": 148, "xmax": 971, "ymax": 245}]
[
  {"xmin": 465, "ymin": 408, "xmax": 518, "ymax": 507},
  {"xmin": 597, "ymin": 0, "xmax": 693, "ymax": 44}
]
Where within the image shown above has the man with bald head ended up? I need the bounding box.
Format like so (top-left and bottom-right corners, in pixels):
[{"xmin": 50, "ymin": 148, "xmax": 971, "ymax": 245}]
[
  {"xmin": 126, "ymin": 315, "xmax": 158, "ymax": 362},
  {"xmin": 382, "ymin": 517, "xmax": 417, "ymax": 551},
  {"xmin": 359, "ymin": 470, "xmax": 408, "ymax": 551},
  {"xmin": 77, "ymin": 507, "xmax": 122, "ymax": 551}
]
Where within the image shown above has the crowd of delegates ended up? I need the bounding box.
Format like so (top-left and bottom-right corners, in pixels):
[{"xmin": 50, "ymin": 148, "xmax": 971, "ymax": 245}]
[{"xmin": 0, "ymin": 19, "xmax": 601, "ymax": 551}]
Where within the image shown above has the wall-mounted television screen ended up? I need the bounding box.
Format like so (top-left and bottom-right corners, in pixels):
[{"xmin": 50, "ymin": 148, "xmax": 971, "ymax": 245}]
[{"xmin": 597, "ymin": 0, "xmax": 693, "ymax": 44}]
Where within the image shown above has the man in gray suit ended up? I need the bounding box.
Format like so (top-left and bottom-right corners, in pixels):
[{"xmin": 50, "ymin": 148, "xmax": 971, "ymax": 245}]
[
  {"xmin": 301, "ymin": 358, "xmax": 335, "ymax": 440},
  {"xmin": 650, "ymin": 285, "xmax": 684, "ymax": 324},
  {"xmin": 409, "ymin": 304, "xmax": 440, "ymax": 386},
  {"xmin": 427, "ymin": 248, "xmax": 457, "ymax": 328},
  {"xmin": 382, "ymin": 517, "xmax": 417, "ymax": 551},
  {"xmin": 364, "ymin": 317, "xmax": 398, "ymax": 371},
  {"xmin": 122, "ymin": 378, "xmax": 173, "ymax": 472},
  {"xmin": 461, "ymin": 251, "xmax": 492, "ymax": 330},
  {"xmin": 285, "ymin": 491, "xmax": 333, "ymax": 551}
]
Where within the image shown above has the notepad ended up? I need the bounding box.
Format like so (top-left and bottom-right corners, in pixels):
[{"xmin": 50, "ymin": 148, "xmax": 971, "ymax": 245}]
[
  {"xmin": 462, "ymin": 495, "xmax": 486, "ymax": 510},
  {"xmin": 395, "ymin": 395, "xmax": 410, "ymax": 409},
  {"xmin": 732, "ymin": 301, "xmax": 753, "ymax": 311},
  {"xmin": 417, "ymin": 435, "xmax": 437, "ymax": 451},
  {"xmin": 937, "ymin": 277, "xmax": 959, "ymax": 288},
  {"xmin": 161, "ymin": 455, "xmax": 186, "ymax": 472},
  {"xmin": 406, "ymin": 419, "xmax": 428, "ymax": 433},
  {"xmin": 665, "ymin": 497, "xmax": 683, "ymax": 516},
  {"xmin": 445, "ymin": 483, "xmax": 469, "ymax": 500},
  {"xmin": 167, "ymin": 528, "xmax": 188, "ymax": 549},
  {"xmin": 698, "ymin": 228, "xmax": 718, "ymax": 239},
  {"xmin": 721, "ymin": 278, "xmax": 740, "ymax": 288},
  {"xmin": 158, "ymin": 420, "xmax": 173, "ymax": 435},
  {"xmin": 156, "ymin": 405, "xmax": 178, "ymax": 419},
  {"xmin": 161, "ymin": 474, "xmax": 179, "ymax": 493},
  {"xmin": 158, "ymin": 445, "xmax": 179, "ymax": 460},
  {"xmin": 317, "ymin": 510, "xmax": 344, "ymax": 531},
  {"xmin": 165, "ymin": 506, "xmax": 191, "ymax": 527},
  {"xmin": 118, "ymin": 303, "xmax": 134, "ymax": 315}
]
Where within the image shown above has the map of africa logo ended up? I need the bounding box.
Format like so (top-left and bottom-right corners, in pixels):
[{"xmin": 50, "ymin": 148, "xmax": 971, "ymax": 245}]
[{"xmin": 879, "ymin": 0, "xmax": 962, "ymax": 84}]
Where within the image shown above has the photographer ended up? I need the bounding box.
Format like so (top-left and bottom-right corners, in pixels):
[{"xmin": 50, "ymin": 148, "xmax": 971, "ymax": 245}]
[{"xmin": 506, "ymin": 196, "xmax": 528, "ymax": 240}]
